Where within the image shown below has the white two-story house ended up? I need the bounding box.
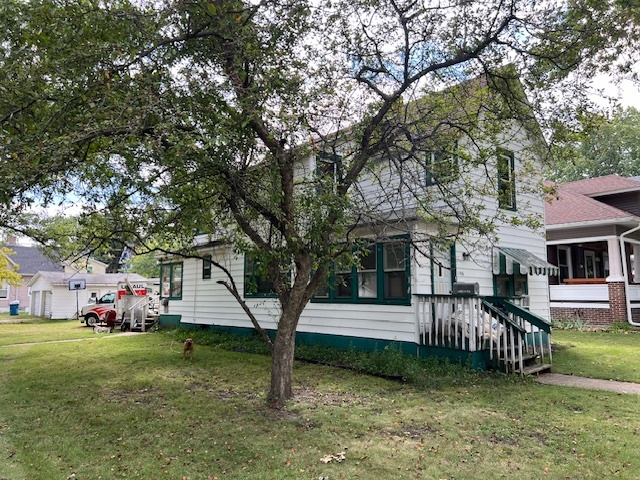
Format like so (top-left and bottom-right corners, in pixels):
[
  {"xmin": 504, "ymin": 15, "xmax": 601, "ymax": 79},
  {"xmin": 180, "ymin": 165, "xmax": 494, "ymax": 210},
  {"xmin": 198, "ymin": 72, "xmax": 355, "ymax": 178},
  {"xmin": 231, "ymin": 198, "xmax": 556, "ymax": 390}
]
[{"xmin": 157, "ymin": 78, "xmax": 557, "ymax": 374}]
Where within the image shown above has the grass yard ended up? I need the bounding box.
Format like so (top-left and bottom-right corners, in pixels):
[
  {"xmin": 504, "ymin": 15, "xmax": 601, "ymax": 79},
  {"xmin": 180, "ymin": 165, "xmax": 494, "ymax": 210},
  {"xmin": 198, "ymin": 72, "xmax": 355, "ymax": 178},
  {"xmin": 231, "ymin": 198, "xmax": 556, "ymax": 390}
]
[
  {"xmin": 552, "ymin": 329, "xmax": 640, "ymax": 382},
  {"xmin": 0, "ymin": 317, "xmax": 95, "ymax": 346},
  {"xmin": 0, "ymin": 321, "xmax": 639, "ymax": 479}
]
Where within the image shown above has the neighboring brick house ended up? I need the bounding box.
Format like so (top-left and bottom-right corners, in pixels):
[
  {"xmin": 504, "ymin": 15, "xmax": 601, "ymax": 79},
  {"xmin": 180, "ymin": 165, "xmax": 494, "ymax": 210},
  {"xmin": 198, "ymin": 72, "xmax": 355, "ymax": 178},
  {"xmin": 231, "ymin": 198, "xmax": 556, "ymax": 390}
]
[
  {"xmin": 546, "ymin": 174, "xmax": 640, "ymax": 326},
  {"xmin": 0, "ymin": 243, "xmax": 64, "ymax": 313}
]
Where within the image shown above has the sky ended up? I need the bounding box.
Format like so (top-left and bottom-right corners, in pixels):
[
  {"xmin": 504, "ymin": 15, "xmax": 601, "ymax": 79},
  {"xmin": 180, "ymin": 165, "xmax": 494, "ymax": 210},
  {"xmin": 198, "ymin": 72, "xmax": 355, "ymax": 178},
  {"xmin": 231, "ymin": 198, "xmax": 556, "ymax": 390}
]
[{"xmin": 592, "ymin": 76, "xmax": 640, "ymax": 110}]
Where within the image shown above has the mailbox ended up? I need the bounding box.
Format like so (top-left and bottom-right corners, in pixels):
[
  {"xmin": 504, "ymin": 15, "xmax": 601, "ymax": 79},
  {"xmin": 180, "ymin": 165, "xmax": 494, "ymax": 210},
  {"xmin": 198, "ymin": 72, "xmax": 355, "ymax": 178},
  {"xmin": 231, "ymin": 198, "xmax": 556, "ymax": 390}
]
[{"xmin": 452, "ymin": 282, "xmax": 479, "ymax": 295}]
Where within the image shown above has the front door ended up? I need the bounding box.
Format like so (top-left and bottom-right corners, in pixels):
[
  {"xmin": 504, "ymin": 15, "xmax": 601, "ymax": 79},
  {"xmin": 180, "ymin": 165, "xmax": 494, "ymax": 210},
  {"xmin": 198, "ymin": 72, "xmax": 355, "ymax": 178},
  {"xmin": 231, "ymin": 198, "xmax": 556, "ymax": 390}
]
[
  {"xmin": 584, "ymin": 251, "xmax": 597, "ymax": 278},
  {"xmin": 431, "ymin": 244, "xmax": 454, "ymax": 295}
]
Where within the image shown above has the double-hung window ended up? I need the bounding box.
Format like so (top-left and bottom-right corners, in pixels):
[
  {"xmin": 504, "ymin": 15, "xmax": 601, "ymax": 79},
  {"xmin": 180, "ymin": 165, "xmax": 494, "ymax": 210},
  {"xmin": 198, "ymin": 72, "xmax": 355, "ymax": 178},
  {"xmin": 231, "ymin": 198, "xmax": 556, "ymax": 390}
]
[
  {"xmin": 160, "ymin": 262, "xmax": 183, "ymax": 300},
  {"xmin": 202, "ymin": 255, "xmax": 212, "ymax": 280},
  {"xmin": 497, "ymin": 149, "xmax": 516, "ymax": 210},
  {"xmin": 494, "ymin": 271, "xmax": 528, "ymax": 298},
  {"xmin": 316, "ymin": 151, "xmax": 342, "ymax": 194},
  {"xmin": 313, "ymin": 236, "xmax": 411, "ymax": 305},
  {"xmin": 244, "ymin": 254, "xmax": 276, "ymax": 298},
  {"xmin": 426, "ymin": 150, "xmax": 458, "ymax": 186}
]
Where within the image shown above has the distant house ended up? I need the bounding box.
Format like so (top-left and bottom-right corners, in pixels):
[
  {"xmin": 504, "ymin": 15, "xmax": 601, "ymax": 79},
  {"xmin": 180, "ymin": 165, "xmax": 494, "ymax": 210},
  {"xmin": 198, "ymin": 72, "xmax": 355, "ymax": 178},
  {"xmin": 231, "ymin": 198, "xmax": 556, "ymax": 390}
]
[
  {"xmin": 63, "ymin": 257, "xmax": 108, "ymax": 275},
  {"xmin": 27, "ymin": 272, "xmax": 149, "ymax": 320},
  {"xmin": 0, "ymin": 243, "xmax": 63, "ymax": 313},
  {"xmin": 546, "ymin": 174, "xmax": 640, "ymax": 326}
]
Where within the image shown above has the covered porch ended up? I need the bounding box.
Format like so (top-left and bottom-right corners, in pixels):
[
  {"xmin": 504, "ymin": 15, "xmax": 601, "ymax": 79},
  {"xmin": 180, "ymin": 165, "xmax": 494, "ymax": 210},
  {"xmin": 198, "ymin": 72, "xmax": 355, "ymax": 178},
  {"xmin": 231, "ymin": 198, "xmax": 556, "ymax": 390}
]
[{"xmin": 547, "ymin": 230, "xmax": 640, "ymax": 326}]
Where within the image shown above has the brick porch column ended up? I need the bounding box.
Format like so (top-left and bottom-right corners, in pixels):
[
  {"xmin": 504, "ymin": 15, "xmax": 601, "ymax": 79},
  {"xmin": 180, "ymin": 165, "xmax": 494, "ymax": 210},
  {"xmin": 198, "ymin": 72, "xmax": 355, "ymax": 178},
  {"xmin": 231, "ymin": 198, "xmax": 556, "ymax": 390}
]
[
  {"xmin": 608, "ymin": 282, "xmax": 628, "ymax": 323},
  {"xmin": 606, "ymin": 238, "xmax": 628, "ymax": 324}
]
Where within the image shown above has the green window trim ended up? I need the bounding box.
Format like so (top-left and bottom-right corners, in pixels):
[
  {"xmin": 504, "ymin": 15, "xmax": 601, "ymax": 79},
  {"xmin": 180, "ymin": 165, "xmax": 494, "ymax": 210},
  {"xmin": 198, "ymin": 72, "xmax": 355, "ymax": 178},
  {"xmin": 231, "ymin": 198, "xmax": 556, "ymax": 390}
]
[
  {"xmin": 497, "ymin": 148, "xmax": 516, "ymax": 211},
  {"xmin": 312, "ymin": 235, "xmax": 411, "ymax": 305},
  {"xmin": 160, "ymin": 262, "xmax": 183, "ymax": 300},
  {"xmin": 316, "ymin": 151, "xmax": 342, "ymax": 194},
  {"xmin": 244, "ymin": 254, "xmax": 278, "ymax": 298},
  {"xmin": 493, "ymin": 261, "xmax": 528, "ymax": 298},
  {"xmin": 426, "ymin": 148, "xmax": 459, "ymax": 187},
  {"xmin": 202, "ymin": 255, "xmax": 212, "ymax": 280}
]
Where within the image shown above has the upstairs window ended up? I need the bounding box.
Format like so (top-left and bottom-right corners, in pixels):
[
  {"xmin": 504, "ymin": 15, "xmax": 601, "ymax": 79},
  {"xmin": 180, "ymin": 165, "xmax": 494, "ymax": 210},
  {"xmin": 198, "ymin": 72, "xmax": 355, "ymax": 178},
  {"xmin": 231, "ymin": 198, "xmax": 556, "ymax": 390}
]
[
  {"xmin": 313, "ymin": 236, "xmax": 411, "ymax": 305},
  {"xmin": 202, "ymin": 255, "xmax": 212, "ymax": 280},
  {"xmin": 316, "ymin": 151, "xmax": 342, "ymax": 194},
  {"xmin": 497, "ymin": 149, "xmax": 516, "ymax": 210},
  {"xmin": 426, "ymin": 150, "xmax": 458, "ymax": 186}
]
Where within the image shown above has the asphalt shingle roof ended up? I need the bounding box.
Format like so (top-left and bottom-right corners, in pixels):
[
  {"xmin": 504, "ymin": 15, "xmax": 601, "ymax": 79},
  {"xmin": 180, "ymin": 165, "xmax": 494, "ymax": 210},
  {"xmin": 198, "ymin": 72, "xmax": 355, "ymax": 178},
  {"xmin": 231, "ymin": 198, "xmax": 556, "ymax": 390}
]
[
  {"xmin": 7, "ymin": 246, "xmax": 64, "ymax": 275},
  {"xmin": 545, "ymin": 174, "xmax": 640, "ymax": 226},
  {"xmin": 556, "ymin": 174, "xmax": 640, "ymax": 196}
]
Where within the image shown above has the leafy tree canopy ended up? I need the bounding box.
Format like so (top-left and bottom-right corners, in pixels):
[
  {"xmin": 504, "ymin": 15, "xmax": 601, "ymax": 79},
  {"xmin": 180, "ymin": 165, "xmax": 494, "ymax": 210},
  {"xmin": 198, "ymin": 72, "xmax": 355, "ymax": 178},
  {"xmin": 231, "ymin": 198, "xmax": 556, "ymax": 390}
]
[
  {"xmin": 0, "ymin": 246, "xmax": 23, "ymax": 288},
  {"xmin": 1, "ymin": 0, "xmax": 639, "ymax": 405},
  {"xmin": 549, "ymin": 107, "xmax": 640, "ymax": 182}
]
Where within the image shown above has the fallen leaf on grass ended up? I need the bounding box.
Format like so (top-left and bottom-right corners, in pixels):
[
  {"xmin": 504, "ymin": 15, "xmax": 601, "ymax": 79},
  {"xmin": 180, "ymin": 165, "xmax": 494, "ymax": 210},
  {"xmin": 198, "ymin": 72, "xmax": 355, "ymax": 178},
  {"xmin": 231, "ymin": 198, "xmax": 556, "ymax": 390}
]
[{"xmin": 320, "ymin": 451, "xmax": 346, "ymax": 463}]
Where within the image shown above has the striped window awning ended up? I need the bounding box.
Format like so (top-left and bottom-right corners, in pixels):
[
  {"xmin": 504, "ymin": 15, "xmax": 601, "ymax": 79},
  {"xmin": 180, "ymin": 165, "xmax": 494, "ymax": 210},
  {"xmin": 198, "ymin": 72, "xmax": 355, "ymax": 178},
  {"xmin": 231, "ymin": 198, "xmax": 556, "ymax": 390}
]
[{"xmin": 493, "ymin": 247, "xmax": 559, "ymax": 276}]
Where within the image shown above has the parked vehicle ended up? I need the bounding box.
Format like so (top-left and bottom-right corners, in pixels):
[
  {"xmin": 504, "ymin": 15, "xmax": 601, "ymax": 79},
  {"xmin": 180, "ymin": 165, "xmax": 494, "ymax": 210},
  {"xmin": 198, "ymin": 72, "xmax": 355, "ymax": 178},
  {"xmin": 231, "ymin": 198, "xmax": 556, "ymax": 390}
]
[{"xmin": 80, "ymin": 280, "xmax": 158, "ymax": 331}]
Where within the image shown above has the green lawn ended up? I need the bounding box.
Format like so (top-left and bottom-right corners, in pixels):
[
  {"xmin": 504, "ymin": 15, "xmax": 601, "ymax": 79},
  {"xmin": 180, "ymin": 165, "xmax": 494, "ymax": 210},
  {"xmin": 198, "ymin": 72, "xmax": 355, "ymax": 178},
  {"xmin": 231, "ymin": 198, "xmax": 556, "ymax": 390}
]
[
  {"xmin": 0, "ymin": 321, "xmax": 639, "ymax": 479},
  {"xmin": 0, "ymin": 318, "xmax": 95, "ymax": 346},
  {"xmin": 552, "ymin": 329, "xmax": 640, "ymax": 382}
]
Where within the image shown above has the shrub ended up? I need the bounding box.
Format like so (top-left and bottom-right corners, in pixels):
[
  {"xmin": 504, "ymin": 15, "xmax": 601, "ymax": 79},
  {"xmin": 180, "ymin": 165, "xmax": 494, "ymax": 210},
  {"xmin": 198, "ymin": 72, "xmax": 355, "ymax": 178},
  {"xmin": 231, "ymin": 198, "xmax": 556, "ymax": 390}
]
[{"xmin": 552, "ymin": 316, "xmax": 589, "ymax": 331}]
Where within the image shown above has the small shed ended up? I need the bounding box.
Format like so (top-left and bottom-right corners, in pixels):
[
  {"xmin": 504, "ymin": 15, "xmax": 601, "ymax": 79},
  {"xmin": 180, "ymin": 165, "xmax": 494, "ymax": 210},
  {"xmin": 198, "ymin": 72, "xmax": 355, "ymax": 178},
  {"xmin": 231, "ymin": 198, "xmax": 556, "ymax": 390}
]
[{"xmin": 27, "ymin": 272, "xmax": 149, "ymax": 319}]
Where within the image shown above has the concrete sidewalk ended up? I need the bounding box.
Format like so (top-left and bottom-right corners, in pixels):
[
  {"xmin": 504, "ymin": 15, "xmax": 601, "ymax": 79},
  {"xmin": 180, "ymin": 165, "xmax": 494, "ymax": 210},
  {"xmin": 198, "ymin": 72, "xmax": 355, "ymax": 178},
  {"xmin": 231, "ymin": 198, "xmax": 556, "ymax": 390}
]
[
  {"xmin": 0, "ymin": 331, "xmax": 144, "ymax": 347},
  {"xmin": 537, "ymin": 373, "xmax": 640, "ymax": 395}
]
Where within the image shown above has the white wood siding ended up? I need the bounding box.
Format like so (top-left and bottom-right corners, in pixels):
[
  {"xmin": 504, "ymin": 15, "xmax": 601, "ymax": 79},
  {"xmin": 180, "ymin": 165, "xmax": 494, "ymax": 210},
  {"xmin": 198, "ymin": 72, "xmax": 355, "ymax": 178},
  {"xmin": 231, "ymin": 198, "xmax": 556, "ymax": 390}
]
[
  {"xmin": 29, "ymin": 274, "xmax": 117, "ymax": 320},
  {"xmin": 174, "ymin": 124, "xmax": 553, "ymax": 337},
  {"xmin": 168, "ymin": 247, "xmax": 416, "ymax": 343}
]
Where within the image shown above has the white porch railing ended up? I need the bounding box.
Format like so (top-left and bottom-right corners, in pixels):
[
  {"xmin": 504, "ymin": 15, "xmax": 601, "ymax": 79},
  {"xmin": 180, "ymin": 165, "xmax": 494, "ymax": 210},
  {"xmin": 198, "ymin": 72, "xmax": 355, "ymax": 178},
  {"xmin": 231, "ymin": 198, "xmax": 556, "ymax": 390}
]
[
  {"xmin": 415, "ymin": 294, "xmax": 553, "ymax": 374},
  {"xmin": 549, "ymin": 284, "xmax": 609, "ymax": 309}
]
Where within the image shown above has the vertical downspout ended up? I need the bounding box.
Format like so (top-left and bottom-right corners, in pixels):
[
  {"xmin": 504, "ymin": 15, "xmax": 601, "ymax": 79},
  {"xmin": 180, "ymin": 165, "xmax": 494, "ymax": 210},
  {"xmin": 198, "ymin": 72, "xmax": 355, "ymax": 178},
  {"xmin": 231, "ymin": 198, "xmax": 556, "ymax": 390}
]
[{"xmin": 619, "ymin": 223, "xmax": 640, "ymax": 326}]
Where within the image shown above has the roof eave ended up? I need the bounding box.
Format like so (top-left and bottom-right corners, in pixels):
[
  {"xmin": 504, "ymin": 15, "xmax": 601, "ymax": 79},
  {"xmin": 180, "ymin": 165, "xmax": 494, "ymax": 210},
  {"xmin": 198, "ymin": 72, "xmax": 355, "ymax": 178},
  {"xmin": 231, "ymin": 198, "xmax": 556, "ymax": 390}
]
[
  {"xmin": 586, "ymin": 186, "xmax": 640, "ymax": 197},
  {"xmin": 546, "ymin": 217, "xmax": 640, "ymax": 230}
]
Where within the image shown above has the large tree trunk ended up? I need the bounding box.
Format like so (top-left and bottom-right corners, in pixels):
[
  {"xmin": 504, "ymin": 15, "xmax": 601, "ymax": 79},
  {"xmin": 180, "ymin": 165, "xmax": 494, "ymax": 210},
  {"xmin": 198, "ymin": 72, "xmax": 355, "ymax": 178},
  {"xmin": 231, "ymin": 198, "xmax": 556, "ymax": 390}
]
[
  {"xmin": 269, "ymin": 306, "xmax": 299, "ymax": 408},
  {"xmin": 268, "ymin": 254, "xmax": 315, "ymax": 408}
]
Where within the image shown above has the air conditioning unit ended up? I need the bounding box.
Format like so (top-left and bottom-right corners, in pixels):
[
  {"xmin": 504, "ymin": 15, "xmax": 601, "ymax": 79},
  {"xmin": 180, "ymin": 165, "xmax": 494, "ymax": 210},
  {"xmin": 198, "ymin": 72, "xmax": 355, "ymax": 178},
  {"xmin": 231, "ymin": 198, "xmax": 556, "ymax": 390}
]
[{"xmin": 452, "ymin": 282, "xmax": 479, "ymax": 296}]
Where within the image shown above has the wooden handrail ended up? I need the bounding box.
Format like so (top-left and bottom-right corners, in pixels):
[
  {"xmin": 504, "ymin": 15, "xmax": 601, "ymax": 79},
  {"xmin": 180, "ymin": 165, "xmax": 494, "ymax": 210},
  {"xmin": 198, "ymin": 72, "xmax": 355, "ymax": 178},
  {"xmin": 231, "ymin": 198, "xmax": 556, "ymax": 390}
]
[{"xmin": 562, "ymin": 278, "xmax": 606, "ymax": 285}]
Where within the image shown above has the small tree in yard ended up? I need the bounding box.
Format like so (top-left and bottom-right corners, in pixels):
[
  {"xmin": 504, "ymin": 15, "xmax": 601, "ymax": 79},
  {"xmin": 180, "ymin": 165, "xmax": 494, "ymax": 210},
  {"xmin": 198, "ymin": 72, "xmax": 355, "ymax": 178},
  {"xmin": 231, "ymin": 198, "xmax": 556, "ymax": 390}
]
[
  {"xmin": 0, "ymin": 246, "xmax": 22, "ymax": 294},
  {"xmin": 0, "ymin": 0, "xmax": 638, "ymax": 406}
]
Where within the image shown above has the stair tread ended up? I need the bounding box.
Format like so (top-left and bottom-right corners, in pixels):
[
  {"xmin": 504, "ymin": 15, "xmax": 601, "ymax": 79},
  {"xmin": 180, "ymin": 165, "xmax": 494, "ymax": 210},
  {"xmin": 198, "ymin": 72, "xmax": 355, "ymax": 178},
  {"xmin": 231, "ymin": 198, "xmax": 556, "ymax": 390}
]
[
  {"xmin": 517, "ymin": 363, "xmax": 552, "ymax": 375},
  {"xmin": 499, "ymin": 352, "xmax": 539, "ymax": 362}
]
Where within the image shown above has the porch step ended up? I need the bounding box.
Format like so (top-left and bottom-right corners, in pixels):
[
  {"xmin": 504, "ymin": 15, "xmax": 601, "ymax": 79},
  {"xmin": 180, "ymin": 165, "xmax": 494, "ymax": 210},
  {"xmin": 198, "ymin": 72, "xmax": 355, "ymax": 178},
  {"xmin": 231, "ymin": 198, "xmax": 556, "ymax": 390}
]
[
  {"xmin": 517, "ymin": 363, "xmax": 552, "ymax": 375},
  {"xmin": 499, "ymin": 352, "xmax": 539, "ymax": 365}
]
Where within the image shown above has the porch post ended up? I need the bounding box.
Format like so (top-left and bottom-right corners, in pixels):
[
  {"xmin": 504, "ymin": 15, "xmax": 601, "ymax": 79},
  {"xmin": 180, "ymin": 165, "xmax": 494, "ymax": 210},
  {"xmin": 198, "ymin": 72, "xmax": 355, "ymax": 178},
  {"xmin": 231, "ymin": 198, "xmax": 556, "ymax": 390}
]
[
  {"xmin": 633, "ymin": 245, "xmax": 640, "ymax": 283},
  {"xmin": 606, "ymin": 237, "xmax": 625, "ymax": 282}
]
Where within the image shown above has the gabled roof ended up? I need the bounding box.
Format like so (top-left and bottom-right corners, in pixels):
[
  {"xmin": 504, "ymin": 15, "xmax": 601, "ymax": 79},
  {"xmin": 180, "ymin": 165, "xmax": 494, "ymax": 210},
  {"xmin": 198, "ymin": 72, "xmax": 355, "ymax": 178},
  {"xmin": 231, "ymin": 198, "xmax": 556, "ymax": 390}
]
[
  {"xmin": 557, "ymin": 174, "xmax": 640, "ymax": 197},
  {"xmin": 546, "ymin": 174, "xmax": 640, "ymax": 227},
  {"xmin": 5, "ymin": 246, "xmax": 64, "ymax": 275},
  {"xmin": 27, "ymin": 271, "xmax": 148, "ymax": 288}
]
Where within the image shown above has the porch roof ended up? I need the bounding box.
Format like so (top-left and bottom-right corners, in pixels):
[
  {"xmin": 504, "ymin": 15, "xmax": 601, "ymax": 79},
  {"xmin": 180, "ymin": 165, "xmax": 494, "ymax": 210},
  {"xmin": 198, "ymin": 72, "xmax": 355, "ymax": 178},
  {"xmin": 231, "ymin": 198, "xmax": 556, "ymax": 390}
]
[{"xmin": 493, "ymin": 247, "xmax": 559, "ymax": 276}]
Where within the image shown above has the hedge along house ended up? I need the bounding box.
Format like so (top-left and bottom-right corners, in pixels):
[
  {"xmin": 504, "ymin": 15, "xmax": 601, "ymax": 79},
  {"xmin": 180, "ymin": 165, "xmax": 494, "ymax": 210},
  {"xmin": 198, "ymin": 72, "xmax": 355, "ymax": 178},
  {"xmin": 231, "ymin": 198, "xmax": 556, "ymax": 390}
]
[
  {"xmin": 159, "ymin": 77, "xmax": 557, "ymax": 374},
  {"xmin": 546, "ymin": 175, "xmax": 640, "ymax": 327}
]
